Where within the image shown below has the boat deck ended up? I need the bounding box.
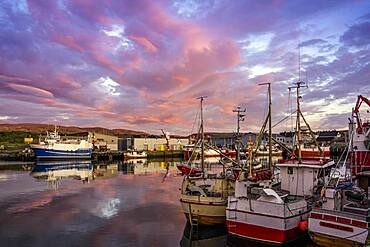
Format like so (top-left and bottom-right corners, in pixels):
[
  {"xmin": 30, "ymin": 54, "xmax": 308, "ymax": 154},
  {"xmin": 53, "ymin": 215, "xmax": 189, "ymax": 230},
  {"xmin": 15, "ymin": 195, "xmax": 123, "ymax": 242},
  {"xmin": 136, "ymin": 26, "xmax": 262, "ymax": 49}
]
[{"xmin": 247, "ymin": 185, "xmax": 305, "ymax": 203}]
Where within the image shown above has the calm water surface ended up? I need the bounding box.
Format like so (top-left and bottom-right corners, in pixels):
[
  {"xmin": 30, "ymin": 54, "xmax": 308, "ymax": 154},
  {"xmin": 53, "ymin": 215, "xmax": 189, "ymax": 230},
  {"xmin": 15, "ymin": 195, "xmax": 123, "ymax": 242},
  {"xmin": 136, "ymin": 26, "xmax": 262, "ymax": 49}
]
[{"xmin": 0, "ymin": 159, "xmax": 310, "ymax": 247}]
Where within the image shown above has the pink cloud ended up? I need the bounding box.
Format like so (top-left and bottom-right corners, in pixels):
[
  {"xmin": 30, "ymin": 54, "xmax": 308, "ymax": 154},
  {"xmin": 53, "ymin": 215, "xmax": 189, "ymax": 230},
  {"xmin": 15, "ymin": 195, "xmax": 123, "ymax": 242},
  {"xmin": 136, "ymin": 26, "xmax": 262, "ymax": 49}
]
[
  {"xmin": 129, "ymin": 36, "xmax": 158, "ymax": 53},
  {"xmin": 50, "ymin": 33, "xmax": 85, "ymax": 52},
  {"xmin": 7, "ymin": 83, "xmax": 54, "ymax": 98}
]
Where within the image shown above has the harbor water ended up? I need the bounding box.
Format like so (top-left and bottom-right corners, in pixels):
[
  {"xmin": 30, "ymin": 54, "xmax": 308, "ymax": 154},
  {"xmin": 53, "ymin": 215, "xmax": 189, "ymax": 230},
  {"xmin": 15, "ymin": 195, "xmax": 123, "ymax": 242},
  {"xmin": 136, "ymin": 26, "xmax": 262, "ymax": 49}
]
[{"xmin": 0, "ymin": 159, "xmax": 312, "ymax": 247}]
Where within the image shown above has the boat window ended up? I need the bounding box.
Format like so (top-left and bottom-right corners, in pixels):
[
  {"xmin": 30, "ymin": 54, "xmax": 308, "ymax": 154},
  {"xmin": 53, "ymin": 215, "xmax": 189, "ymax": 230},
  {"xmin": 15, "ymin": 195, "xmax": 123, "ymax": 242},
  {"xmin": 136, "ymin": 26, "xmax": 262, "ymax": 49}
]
[{"xmin": 288, "ymin": 167, "xmax": 293, "ymax": 174}]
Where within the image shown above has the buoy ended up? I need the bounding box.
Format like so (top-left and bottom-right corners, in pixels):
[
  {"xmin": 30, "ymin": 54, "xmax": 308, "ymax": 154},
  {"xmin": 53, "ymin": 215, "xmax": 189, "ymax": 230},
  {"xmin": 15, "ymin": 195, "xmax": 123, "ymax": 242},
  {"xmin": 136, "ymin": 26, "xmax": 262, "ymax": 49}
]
[{"xmin": 298, "ymin": 220, "xmax": 308, "ymax": 232}]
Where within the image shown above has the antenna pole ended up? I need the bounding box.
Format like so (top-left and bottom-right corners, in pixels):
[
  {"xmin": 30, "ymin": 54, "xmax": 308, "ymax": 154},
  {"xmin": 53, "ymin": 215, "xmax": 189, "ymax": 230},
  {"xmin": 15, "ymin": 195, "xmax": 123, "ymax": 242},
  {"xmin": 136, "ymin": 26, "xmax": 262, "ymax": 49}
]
[
  {"xmin": 296, "ymin": 82, "xmax": 301, "ymax": 162},
  {"xmin": 258, "ymin": 82, "xmax": 272, "ymax": 169},
  {"xmin": 233, "ymin": 106, "xmax": 246, "ymax": 166},
  {"xmin": 197, "ymin": 96, "xmax": 207, "ymax": 176},
  {"xmin": 298, "ymin": 41, "xmax": 301, "ymax": 81}
]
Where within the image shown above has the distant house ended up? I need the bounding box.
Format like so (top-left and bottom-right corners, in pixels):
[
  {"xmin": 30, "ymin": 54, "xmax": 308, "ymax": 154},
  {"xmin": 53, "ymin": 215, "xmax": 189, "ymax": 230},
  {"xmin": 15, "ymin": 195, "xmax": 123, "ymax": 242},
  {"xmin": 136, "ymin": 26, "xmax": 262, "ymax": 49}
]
[
  {"xmin": 316, "ymin": 130, "xmax": 348, "ymax": 145},
  {"xmin": 188, "ymin": 132, "xmax": 257, "ymax": 148},
  {"xmin": 278, "ymin": 131, "xmax": 295, "ymax": 145}
]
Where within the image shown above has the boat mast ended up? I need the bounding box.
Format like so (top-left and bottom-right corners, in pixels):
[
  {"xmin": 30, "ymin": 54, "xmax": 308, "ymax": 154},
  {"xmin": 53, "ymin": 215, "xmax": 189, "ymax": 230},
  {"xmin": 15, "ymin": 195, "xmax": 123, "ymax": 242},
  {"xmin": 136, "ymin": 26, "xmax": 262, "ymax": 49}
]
[
  {"xmin": 268, "ymin": 83, "xmax": 272, "ymax": 169},
  {"xmin": 259, "ymin": 83, "xmax": 272, "ymax": 169},
  {"xmin": 289, "ymin": 81, "xmax": 303, "ymax": 162},
  {"xmin": 233, "ymin": 106, "xmax": 246, "ymax": 166},
  {"xmin": 296, "ymin": 41, "xmax": 302, "ymax": 162},
  {"xmin": 197, "ymin": 96, "xmax": 207, "ymax": 175},
  {"xmin": 296, "ymin": 82, "xmax": 302, "ymax": 162}
]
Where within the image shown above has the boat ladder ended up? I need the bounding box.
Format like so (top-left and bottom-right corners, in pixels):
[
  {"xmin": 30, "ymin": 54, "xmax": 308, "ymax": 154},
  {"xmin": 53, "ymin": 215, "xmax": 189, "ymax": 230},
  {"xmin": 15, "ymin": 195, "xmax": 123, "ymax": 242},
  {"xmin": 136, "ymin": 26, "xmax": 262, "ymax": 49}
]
[
  {"xmin": 228, "ymin": 199, "xmax": 238, "ymax": 220},
  {"xmin": 190, "ymin": 211, "xmax": 199, "ymax": 240}
]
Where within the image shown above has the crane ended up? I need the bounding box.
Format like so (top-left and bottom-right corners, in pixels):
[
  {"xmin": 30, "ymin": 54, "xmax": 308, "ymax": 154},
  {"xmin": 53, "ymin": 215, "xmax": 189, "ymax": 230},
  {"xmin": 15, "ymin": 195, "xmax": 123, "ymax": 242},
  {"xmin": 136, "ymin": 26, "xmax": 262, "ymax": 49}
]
[
  {"xmin": 161, "ymin": 129, "xmax": 170, "ymax": 150},
  {"xmin": 353, "ymin": 95, "xmax": 370, "ymax": 134}
]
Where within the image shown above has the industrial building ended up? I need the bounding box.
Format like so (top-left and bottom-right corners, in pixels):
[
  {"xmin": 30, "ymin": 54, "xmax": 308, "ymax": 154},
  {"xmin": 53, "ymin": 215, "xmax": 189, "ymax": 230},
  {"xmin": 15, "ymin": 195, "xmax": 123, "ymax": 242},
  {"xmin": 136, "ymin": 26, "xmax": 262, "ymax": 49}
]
[
  {"xmin": 120, "ymin": 137, "xmax": 189, "ymax": 151},
  {"xmin": 59, "ymin": 132, "xmax": 119, "ymax": 151}
]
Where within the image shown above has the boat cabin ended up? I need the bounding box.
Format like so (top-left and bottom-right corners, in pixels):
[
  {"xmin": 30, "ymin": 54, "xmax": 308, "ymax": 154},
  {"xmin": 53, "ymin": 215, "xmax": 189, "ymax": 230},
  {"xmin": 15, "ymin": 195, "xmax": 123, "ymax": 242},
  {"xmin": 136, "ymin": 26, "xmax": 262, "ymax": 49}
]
[{"xmin": 276, "ymin": 160, "xmax": 335, "ymax": 197}]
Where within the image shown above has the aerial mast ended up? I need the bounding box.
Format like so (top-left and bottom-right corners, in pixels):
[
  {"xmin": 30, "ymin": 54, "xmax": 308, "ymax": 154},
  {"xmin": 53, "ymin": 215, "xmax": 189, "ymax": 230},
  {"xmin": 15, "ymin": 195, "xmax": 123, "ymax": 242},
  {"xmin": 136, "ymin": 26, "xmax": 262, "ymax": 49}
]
[
  {"xmin": 197, "ymin": 96, "xmax": 207, "ymax": 176},
  {"xmin": 233, "ymin": 106, "xmax": 246, "ymax": 166},
  {"xmin": 288, "ymin": 81, "xmax": 305, "ymax": 162},
  {"xmin": 258, "ymin": 82, "xmax": 272, "ymax": 170}
]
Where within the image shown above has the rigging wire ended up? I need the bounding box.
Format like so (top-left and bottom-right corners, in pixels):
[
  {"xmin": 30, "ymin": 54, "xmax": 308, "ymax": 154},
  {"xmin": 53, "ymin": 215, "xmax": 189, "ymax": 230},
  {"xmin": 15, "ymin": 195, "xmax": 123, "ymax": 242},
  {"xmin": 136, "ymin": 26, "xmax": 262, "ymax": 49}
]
[{"xmin": 189, "ymin": 107, "xmax": 200, "ymax": 138}]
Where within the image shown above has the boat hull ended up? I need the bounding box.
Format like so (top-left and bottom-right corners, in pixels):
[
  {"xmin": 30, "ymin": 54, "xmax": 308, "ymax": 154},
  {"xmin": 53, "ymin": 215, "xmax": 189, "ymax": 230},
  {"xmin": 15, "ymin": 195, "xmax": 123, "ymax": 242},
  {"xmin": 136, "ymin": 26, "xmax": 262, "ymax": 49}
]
[
  {"xmin": 226, "ymin": 186, "xmax": 309, "ymax": 245},
  {"xmin": 180, "ymin": 196, "xmax": 226, "ymax": 225},
  {"xmin": 226, "ymin": 220, "xmax": 306, "ymax": 244},
  {"xmin": 309, "ymin": 232, "xmax": 369, "ymax": 247},
  {"xmin": 296, "ymin": 150, "xmax": 330, "ymax": 159},
  {"xmin": 176, "ymin": 164, "xmax": 202, "ymax": 175},
  {"xmin": 31, "ymin": 147, "xmax": 92, "ymax": 159},
  {"xmin": 308, "ymin": 210, "xmax": 370, "ymax": 246}
]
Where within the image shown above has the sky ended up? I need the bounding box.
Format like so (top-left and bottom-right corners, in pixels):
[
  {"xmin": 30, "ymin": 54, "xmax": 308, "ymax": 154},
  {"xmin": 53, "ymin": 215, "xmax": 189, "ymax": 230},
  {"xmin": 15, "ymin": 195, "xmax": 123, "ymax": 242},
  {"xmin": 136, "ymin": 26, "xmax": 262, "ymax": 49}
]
[{"xmin": 0, "ymin": 0, "xmax": 369, "ymax": 135}]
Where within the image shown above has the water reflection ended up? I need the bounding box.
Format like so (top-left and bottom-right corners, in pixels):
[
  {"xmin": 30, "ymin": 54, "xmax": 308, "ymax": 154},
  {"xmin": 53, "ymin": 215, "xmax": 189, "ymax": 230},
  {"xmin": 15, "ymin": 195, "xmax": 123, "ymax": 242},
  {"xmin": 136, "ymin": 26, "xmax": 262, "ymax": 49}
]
[
  {"xmin": 0, "ymin": 157, "xmax": 313, "ymax": 247},
  {"xmin": 93, "ymin": 163, "xmax": 118, "ymax": 179},
  {"xmin": 0, "ymin": 158, "xmax": 184, "ymax": 247},
  {"xmin": 180, "ymin": 222, "xmax": 227, "ymax": 247},
  {"xmin": 30, "ymin": 161, "xmax": 121, "ymax": 189},
  {"xmin": 31, "ymin": 160, "xmax": 92, "ymax": 189}
]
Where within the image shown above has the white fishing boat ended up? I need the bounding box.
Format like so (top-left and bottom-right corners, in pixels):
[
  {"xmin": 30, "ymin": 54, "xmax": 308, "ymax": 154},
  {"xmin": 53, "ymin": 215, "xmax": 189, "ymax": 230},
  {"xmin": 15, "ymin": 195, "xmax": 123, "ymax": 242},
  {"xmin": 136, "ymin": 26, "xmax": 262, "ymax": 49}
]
[
  {"xmin": 180, "ymin": 97, "xmax": 236, "ymax": 226},
  {"xmin": 183, "ymin": 144, "xmax": 221, "ymax": 158},
  {"xmin": 124, "ymin": 150, "xmax": 147, "ymax": 159}
]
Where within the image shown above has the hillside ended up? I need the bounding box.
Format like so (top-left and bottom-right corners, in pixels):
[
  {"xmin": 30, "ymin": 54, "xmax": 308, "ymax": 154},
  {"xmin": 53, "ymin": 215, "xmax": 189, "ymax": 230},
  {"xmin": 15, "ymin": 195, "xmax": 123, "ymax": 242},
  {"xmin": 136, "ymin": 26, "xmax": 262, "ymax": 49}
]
[{"xmin": 0, "ymin": 124, "xmax": 147, "ymax": 137}]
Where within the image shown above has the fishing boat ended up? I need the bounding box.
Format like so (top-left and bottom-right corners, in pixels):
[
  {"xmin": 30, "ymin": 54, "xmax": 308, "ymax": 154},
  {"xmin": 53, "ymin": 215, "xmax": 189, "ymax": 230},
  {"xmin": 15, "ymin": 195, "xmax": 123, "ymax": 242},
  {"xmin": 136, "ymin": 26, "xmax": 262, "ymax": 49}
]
[
  {"xmin": 351, "ymin": 95, "xmax": 370, "ymax": 176},
  {"xmin": 176, "ymin": 163, "xmax": 202, "ymax": 175},
  {"xmin": 30, "ymin": 126, "xmax": 92, "ymax": 159},
  {"xmin": 308, "ymin": 95, "xmax": 370, "ymax": 247},
  {"xmin": 308, "ymin": 186, "xmax": 370, "ymax": 247},
  {"xmin": 177, "ymin": 157, "xmax": 222, "ymax": 175},
  {"xmin": 226, "ymin": 82, "xmax": 335, "ymax": 244},
  {"xmin": 298, "ymin": 145, "xmax": 330, "ymax": 160},
  {"xmin": 124, "ymin": 150, "xmax": 147, "ymax": 159},
  {"xmin": 180, "ymin": 97, "xmax": 236, "ymax": 226},
  {"xmin": 183, "ymin": 144, "xmax": 221, "ymax": 159},
  {"xmin": 255, "ymin": 145, "xmax": 283, "ymax": 156}
]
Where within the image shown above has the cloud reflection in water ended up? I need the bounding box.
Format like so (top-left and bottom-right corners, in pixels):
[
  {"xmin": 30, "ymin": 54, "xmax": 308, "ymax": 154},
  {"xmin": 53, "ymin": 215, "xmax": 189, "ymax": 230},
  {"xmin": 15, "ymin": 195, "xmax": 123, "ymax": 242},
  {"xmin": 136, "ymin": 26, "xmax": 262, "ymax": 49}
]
[{"xmin": 94, "ymin": 198, "xmax": 120, "ymax": 219}]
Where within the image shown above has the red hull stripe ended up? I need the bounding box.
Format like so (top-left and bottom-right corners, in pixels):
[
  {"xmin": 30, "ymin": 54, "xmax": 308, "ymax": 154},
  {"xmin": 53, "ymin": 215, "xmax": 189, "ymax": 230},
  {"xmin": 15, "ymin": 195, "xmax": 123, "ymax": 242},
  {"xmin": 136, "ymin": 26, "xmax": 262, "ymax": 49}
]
[
  {"xmin": 319, "ymin": 221, "xmax": 353, "ymax": 232},
  {"xmin": 227, "ymin": 220, "xmax": 305, "ymax": 244},
  {"xmin": 310, "ymin": 212, "xmax": 368, "ymax": 229}
]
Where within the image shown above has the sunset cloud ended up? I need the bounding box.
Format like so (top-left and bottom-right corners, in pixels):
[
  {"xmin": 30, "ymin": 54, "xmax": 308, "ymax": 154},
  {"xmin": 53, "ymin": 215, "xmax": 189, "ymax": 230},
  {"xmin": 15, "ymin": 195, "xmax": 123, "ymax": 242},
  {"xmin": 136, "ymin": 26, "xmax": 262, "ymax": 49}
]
[{"xmin": 0, "ymin": 0, "xmax": 369, "ymax": 133}]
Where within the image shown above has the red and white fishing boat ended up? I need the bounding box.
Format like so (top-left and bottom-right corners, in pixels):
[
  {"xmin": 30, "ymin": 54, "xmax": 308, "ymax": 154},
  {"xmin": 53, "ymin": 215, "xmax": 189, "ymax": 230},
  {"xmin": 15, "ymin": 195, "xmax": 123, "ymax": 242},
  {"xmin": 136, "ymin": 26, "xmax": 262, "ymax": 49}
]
[
  {"xmin": 351, "ymin": 95, "xmax": 370, "ymax": 176},
  {"xmin": 308, "ymin": 187, "xmax": 370, "ymax": 247},
  {"xmin": 308, "ymin": 95, "xmax": 370, "ymax": 247},
  {"xmin": 227, "ymin": 81, "xmax": 335, "ymax": 244},
  {"xmin": 227, "ymin": 153, "xmax": 334, "ymax": 244}
]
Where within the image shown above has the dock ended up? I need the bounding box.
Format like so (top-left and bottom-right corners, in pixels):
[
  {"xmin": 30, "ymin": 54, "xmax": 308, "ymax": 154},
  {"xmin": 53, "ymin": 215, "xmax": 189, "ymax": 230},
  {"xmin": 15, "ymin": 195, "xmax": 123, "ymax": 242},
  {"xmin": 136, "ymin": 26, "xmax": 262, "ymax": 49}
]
[
  {"xmin": 92, "ymin": 151, "xmax": 124, "ymax": 161},
  {"xmin": 147, "ymin": 150, "xmax": 183, "ymax": 159}
]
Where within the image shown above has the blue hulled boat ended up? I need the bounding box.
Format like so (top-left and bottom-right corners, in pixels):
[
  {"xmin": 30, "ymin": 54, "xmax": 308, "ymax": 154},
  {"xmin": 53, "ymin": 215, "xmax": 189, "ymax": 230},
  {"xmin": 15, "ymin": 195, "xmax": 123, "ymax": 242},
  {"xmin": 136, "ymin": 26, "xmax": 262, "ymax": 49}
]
[{"xmin": 30, "ymin": 127, "xmax": 93, "ymax": 159}]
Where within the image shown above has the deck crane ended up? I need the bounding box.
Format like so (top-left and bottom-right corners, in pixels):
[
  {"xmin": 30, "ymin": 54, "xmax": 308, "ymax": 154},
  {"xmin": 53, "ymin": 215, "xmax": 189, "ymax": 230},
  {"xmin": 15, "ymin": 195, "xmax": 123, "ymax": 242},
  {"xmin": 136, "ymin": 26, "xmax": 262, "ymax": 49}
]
[
  {"xmin": 161, "ymin": 129, "xmax": 170, "ymax": 150},
  {"xmin": 353, "ymin": 95, "xmax": 370, "ymax": 134}
]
